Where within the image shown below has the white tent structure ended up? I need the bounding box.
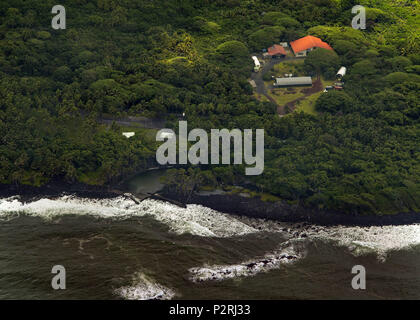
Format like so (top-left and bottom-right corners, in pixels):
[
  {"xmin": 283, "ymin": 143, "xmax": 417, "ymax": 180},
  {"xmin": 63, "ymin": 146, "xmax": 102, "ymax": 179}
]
[{"xmin": 336, "ymin": 66, "xmax": 347, "ymax": 79}]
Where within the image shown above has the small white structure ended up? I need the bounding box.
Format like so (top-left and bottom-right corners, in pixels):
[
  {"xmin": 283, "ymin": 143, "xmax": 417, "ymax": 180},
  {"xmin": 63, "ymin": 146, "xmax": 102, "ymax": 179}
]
[
  {"xmin": 252, "ymin": 56, "xmax": 261, "ymax": 72},
  {"xmin": 336, "ymin": 66, "xmax": 347, "ymax": 79},
  {"xmin": 280, "ymin": 42, "xmax": 288, "ymax": 47},
  {"xmin": 122, "ymin": 132, "xmax": 135, "ymax": 138},
  {"xmin": 249, "ymin": 79, "xmax": 257, "ymax": 88},
  {"xmin": 157, "ymin": 131, "xmax": 175, "ymax": 140}
]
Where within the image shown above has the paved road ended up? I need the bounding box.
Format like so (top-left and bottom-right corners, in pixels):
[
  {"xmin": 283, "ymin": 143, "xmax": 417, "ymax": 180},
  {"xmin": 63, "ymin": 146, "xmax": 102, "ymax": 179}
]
[
  {"xmin": 98, "ymin": 57, "xmax": 304, "ymax": 126},
  {"xmin": 98, "ymin": 116, "xmax": 166, "ymax": 129},
  {"xmin": 251, "ymin": 56, "xmax": 304, "ymax": 115}
]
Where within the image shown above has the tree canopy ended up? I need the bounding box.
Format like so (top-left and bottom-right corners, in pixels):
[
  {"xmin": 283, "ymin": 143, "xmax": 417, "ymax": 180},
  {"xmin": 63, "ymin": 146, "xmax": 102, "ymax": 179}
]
[{"xmin": 0, "ymin": 0, "xmax": 419, "ymax": 215}]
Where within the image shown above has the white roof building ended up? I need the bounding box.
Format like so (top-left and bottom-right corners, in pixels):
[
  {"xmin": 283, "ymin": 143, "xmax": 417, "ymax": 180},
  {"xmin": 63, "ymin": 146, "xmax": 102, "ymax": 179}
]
[{"xmin": 274, "ymin": 76, "xmax": 312, "ymax": 87}]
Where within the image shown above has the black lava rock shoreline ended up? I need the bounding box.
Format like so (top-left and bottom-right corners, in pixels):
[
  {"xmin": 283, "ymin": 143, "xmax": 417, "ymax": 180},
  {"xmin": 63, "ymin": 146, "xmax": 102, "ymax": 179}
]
[
  {"xmin": 1, "ymin": 181, "xmax": 420, "ymax": 227},
  {"xmin": 163, "ymin": 191, "xmax": 420, "ymax": 227},
  {"xmin": 0, "ymin": 180, "xmax": 120, "ymax": 203}
]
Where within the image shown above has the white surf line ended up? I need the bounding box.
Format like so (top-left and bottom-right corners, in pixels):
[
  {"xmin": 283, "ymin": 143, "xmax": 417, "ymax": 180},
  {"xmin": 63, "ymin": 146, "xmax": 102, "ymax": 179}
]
[
  {"xmin": 114, "ymin": 272, "xmax": 176, "ymax": 300},
  {"xmin": 312, "ymin": 224, "xmax": 420, "ymax": 261},
  {"xmin": 137, "ymin": 200, "xmax": 259, "ymax": 237},
  {"xmin": 0, "ymin": 196, "xmax": 259, "ymax": 238},
  {"xmin": 189, "ymin": 240, "xmax": 306, "ymax": 282},
  {"xmin": 4, "ymin": 196, "xmax": 418, "ymax": 262},
  {"xmin": 234, "ymin": 215, "xmax": 420, "ymax": 261}
]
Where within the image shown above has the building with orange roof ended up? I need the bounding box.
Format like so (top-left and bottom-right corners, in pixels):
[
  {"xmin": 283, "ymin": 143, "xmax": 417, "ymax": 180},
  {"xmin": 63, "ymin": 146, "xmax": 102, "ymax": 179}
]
[
  {"xmin": 290, "ymin": 35, "xmax": 333, "ymax": 57},
  {"xmin": 267, "ymin": 44, "xmax": 287, "ymax": 58}
]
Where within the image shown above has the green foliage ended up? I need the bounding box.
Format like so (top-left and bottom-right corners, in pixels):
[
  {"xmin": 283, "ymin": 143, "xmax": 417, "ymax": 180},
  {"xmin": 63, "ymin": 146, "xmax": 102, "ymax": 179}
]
[
  {"xmin": 386, "ymin": 56, "xmax": 413, "ymax": 72},
  {"xmin": 53, "ymin": 66, "xmax": 73, "ymax": 84},
  {"xmin": 260, "ymin": 12, "xmax": 289, "ymax": 25},
  {"xmin": 315, "ymin": 91, "xmax": 354, "ymax": 114},
  {"xmin": 384, "ymin": 72, "xmax": 420, "ymax": 86},
  {"xmin": 36, "ymin": 31, "xmax": 51, "ymax": 40},
  {"xmin": 216, "ymin": 41, "xmax": 248, "ymax": 57},
  {"xmin": 190, "ymin": 16, "xmax": 220, "ymax": 34},
  {"xmin": 350, "ymin": 60, "xmax": 377, "ymax": 79},
  {"xmin": 304, "ymin": 48, "xmax": 340, "ymax": 79},
  {"xmin": 248, "ymin": 26, "xmax": 285, "ymax": 50},
  {"xmin": 214, "ymin": 40, "xmax": 249, "ymax": 71},
  {"xmin": 0, "ymin": 0, "xmax": 419, "ymax": 216}
]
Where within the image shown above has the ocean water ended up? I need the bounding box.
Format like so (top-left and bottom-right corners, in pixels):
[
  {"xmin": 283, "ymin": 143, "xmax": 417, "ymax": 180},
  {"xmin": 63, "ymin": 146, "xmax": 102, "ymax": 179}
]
[{"xmin": 0, "ymin": 195, "xmax": 419, "ymax": 300}]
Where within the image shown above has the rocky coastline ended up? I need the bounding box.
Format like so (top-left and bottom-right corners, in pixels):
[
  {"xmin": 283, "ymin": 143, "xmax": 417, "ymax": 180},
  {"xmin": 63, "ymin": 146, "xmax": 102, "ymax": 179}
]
[
  {"xmin": 1, "ymin": 180, "xmax": 420, "ymax": 227},
  {"xmin": 162, "ymin": 190, "xmax": 420, "ymax": 227},
  {"xmin": 0, "ymin": 179, "xmax": 120, "ymax": 203}
]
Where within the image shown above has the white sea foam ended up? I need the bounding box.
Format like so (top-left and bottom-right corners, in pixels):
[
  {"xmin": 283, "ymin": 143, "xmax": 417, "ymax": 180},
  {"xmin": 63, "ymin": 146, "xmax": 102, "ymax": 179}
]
[
  {"xmin": 114, "ymin": 272, "xmax": 175, "ymax": 300},
  {"xmin": 312, "ymin": 224, "xmax": 420, "ymax": 261},
  {"xmin": 234, "ymin": 216, "xmax": 420, "ymax": 260},
  {"xmin": 188, "ymin": 223, "xmax": 420, "ymax": 282},
  {"xmin": 0, "ymin": 196, "xmax": 258, "ymax": 238},
  {"xmin": 189, "ymin": 240, "xmax": 306, "ymax": 282},
  {"xmin": 1, "ymin": 196, "xmax": 419, "ymax": 260}
]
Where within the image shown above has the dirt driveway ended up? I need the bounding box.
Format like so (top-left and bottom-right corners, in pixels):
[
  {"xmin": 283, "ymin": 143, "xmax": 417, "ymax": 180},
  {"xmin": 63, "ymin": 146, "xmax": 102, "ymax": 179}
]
[
  {"xmin": 282, "ymin": 76, "xmax": 323, "ymax": 113},
  {"xmin": 251, "ymin": 56, "xmax": 304, "ymax": 115}
]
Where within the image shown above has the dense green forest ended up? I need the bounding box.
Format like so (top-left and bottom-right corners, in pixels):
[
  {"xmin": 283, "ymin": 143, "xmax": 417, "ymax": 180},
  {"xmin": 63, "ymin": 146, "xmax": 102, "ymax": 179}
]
[{"xmin": 0, "ymin": 0, "xmax": 419, "ymax": 215}]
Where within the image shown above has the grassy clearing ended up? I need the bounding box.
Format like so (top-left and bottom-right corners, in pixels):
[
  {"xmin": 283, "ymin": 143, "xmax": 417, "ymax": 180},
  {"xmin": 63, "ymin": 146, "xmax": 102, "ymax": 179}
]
[
  {"xmin": 269, "ymin": 87, "xmax": 306, "ymax": 105},
  {"xmin": 295, "ymin": 78, "xmax": 335, "ymax": 115},
  {"xmin": 259, "ymin": 59, "xmax": 337, "ymax": 116},
  {"xmin": 272, "ymin": 59, "xmax": 305, "ymax": 77},
  {"xmin": 254, "ymin": 92, "xmax": 270, "ymax": 102},
  {"xmin": 263, "ymin": 59, "xmax": 308, "ymax": 105},
  {"xmin": 262, "ymin": 59, "xmax": 305, "ymax": 81},
  {"xmin": 294, "ymin": 92, "xmax": 319, "ymax": 115},
  {"xmin": 118, "ymin": 126, "xmax": 158, "ymax": 142}
]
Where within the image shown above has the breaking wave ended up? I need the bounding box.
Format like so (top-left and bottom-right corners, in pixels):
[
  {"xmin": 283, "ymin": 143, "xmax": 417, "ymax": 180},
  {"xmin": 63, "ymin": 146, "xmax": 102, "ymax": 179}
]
[
  {"xmin": 189, "ymin": 239, "xmax": 306, "ymax": 282},
  {"xmin": 114, "ymin": 272, "xmax": 175, "ymax": 300},
  {"xmin": 312, "ymin": 224, "xmax": 420, "ymax": 261},
  {"xmin": 1, "ymin": 195, "xmax": 419, "ymax": 262},
  {"xmin": 0, "ymin": 196, "xmax": 258, "ymax": 238},
  {"xmin": 233, "ymin": 216, "xmax": 420, "ymax": 261}
]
